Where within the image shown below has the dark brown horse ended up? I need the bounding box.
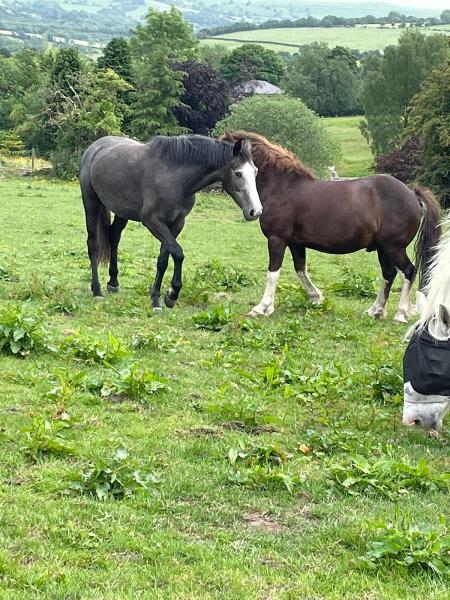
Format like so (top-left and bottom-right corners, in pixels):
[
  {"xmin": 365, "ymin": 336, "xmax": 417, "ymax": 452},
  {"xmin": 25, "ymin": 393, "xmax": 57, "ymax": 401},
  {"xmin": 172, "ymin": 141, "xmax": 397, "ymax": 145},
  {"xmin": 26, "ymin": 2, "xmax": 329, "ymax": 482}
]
[{"xmin": 222, "ymin": 131, "xmax": 441, "ymax": 323}]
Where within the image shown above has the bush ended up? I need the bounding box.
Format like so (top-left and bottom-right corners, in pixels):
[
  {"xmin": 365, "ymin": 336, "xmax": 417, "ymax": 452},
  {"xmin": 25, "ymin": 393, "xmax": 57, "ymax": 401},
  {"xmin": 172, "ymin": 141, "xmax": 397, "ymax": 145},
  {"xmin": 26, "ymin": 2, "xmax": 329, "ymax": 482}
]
[
  {"xmin": 375, "ymin": 137, "xmax": 424, "ymax": 183},
  {"xmin": 213, "ymin": 95, "xmax": 341, "ymax": 178}
]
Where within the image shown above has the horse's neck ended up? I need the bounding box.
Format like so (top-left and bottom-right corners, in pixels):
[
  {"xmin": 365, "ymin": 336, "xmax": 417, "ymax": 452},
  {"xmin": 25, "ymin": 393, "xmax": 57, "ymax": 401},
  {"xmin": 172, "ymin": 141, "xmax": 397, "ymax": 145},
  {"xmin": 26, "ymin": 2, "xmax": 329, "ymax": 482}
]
[{"xmin": 187, "ymin": 165, "xmax": 223, "ymax": 194}]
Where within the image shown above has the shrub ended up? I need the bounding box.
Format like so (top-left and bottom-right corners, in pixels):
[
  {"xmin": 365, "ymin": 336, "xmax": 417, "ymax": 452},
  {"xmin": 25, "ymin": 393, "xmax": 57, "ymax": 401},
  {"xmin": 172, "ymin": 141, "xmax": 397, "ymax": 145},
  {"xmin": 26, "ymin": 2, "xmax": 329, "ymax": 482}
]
[
  {"xmin": 0, "ymin": 304, "xmax": 44, "ymax": 356},
  {"xmin": 375, "ymin": 136, "xmax": 423, "ymax": 183},
  {"xmin": 213, "ymin": 95, "xmax": 341, "ymax": 178},
  {"xmin": 70, "ymin": 447, "xmax": 160, "ymax": 500},
  {"xmin": 359, "ymin": 519, "xmax": 450, "ymax": 577}
]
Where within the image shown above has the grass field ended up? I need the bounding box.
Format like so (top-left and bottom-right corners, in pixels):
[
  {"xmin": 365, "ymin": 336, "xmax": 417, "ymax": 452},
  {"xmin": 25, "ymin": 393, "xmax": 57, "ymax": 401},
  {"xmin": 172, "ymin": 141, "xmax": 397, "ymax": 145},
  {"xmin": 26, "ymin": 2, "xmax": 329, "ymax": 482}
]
[
  {"xmin": 203, "ymin": 25, "xmax": 450, "ymax": 53},
  {"xmin": 323, "ymin": 116, "xmax": 373, "ymax": 177},
  {"xmin": 0, "ymin": 174, "xmax": 449, "ymax": 598}
]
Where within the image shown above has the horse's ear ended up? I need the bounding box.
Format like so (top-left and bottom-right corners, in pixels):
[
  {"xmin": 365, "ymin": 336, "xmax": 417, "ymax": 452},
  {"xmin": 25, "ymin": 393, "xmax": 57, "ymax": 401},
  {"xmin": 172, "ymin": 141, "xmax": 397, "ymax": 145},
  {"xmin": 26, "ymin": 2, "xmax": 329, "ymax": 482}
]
[
  {"xmin": 232, "ymin": 138, "xmax": 243, "ymax": 156},
  {"xmin": 438, "ymin": 304, "xmax": 450, "ymax": 328},
  {"xmin": 416, "ymin": 290, "xmax": 428, "ymax": 317}
]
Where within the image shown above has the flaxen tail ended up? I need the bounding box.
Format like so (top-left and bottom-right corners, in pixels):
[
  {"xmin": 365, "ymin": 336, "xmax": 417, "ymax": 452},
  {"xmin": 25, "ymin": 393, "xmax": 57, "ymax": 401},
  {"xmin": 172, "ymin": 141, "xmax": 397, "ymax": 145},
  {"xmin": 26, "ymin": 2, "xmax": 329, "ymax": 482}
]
[
  {"xmin": 414, "ymin": 186, "xmax": 441, "ymax": 289},
  {"xmin": 97, "ymin": 204, "xmax": 111, "ymax": 264}
]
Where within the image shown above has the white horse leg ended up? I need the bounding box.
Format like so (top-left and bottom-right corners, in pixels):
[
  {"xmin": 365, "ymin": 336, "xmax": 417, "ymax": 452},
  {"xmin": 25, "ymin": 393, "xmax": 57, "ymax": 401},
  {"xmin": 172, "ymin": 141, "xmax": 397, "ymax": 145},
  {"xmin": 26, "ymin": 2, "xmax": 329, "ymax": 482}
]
[
  {"xmin": 248, "ymin": 270, "xmax": 280, "ymax": 317},
  {"xmin": 366, "ymin": 278, "xmax": 390, "ymax": 319},
  {"xmin": 297, "ymin": 266, "xmax": 323, "ymax": 305},
  {"xmin": 394, "ymin": 273, "xmax": 413, "ymax": 324}
]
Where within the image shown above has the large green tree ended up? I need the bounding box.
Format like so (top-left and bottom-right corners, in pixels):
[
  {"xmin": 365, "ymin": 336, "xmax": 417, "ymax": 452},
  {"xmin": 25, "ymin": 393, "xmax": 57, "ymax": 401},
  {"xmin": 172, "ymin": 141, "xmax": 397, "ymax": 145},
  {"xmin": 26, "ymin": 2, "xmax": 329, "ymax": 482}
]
[
  {"xmin": 361, "ymin": 30, "xmax": 448, "ymax": 155},
  {"xmin": 213, "ymin": 95, "xmax": 340, "ymax": 177},
  {"xmin": 129, "ymin": 8, "xmax": 198, "ymax": 139},
  {"xmin": 220, "ymin": 43, "xmax": 286, "ymax": 85},
  {"xmin": 284, "ymin": 43, "xmax": 362, "ymax": 116},
  {"xmin": 97, "ymin": 37, "xmax": 133, "ymax": 83},
  {"xmin": 407, "ymin": 64, "xmax": 450, "ymax": 206}
]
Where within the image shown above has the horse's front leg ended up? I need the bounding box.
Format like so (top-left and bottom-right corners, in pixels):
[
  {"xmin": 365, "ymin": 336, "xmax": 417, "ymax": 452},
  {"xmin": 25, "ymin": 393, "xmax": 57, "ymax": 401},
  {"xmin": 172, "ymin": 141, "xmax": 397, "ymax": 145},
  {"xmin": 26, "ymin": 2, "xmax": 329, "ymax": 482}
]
[
  {"xmin": 248, "ymin": 236, "xmax": 286, "ymax": 317},
  {"xmin": 143, "ymin": 215, "xmax": 185, "ymax": 312}
]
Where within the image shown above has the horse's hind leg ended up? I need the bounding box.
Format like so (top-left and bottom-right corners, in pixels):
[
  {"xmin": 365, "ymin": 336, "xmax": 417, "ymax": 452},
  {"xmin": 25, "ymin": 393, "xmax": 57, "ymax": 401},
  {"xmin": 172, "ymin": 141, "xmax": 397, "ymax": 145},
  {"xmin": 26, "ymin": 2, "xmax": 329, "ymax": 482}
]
[
  {"xmin": 382, "ymin": 245, "xmax": 415, "ymax": 324},
  {"xmin": 107, "ymin": 216, "xmax": 128, "ymax": 292},
  {"xmin": 367, "ymin": 248, "xmax": 397, "ymax": 319},
  {"xmin": 289, "ymin": 243, "xmax": 323, "ymax": 305},
  {"xmin": 81, "ymin": 188, "xmax": 104, "ymax": 297},
  {"xmin": 248, "ymin": 236, "xmax": 286, "ymax": 317}
]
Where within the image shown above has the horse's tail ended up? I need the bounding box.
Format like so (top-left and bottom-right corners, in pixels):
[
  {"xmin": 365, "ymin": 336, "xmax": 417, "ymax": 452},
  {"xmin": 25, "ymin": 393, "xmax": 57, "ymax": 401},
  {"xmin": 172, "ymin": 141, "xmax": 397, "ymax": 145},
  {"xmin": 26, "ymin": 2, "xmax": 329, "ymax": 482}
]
[
  {"xmin": 97, "ymin": 204, "xmax": 111, "ymax": 264},
  {"xmin": 414, "ymin": 185, "xmax": 441, "ymax": 289}
]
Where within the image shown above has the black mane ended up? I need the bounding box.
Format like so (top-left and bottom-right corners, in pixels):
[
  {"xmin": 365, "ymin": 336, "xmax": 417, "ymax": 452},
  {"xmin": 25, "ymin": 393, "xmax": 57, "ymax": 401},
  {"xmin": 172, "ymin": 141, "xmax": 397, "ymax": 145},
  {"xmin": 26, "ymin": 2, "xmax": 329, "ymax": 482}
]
[{"xmin": 149, "ymin": 134, "xmax": 236, "ymax": 169}]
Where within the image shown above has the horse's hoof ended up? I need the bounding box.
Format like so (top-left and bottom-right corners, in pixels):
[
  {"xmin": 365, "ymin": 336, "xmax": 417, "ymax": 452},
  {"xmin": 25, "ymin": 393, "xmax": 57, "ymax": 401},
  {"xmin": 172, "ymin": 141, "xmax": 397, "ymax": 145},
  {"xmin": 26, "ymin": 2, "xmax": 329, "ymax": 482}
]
[
  {"xmin": 107, "ymin": 284, "xmax": 119, "ymax": 293},
  {"xmin": 394, "ymin": 313, "xmax": 408, "ymax": 324},
  {"xmin": 152, "ymin": 306, "xmax": 163, "ymax": 314},
  {"xmin": 93, "ymin": 295, "xmax": 104, "ymax": 302},
  {"xmin": 164, "ymin": 293, "xmax": 176, "ymax": 309}
]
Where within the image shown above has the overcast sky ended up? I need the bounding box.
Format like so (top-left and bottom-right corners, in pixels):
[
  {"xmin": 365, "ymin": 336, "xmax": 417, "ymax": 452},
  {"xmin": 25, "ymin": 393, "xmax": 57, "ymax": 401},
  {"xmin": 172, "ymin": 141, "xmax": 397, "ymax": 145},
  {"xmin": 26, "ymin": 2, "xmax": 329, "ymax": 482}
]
[{"xmin": 324, "ymin": 0, "xmax": 448, "ymax": 9}]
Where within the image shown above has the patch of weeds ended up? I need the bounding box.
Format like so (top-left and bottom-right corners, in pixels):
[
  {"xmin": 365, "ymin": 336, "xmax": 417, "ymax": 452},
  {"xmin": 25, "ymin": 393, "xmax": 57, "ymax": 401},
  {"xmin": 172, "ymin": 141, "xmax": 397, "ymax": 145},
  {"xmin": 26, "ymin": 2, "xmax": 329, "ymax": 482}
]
[
  {"xmin": 22, "ymin": 414, "xmax": 74, "ymax": 461},
  {"xmin": 49, "ymin": 291, "xmax": 80, "ymax": 315},
  {"xmin": 46, "ymin": 367, "xmax": 105, "ymax": 401},
  {"xmin": 359, "ymin": 518, "xmax": 450, "ymax": 578},
  {"xmin": 193, "ymin": 304, "xmax": 234, "ymax": 331},
  {"xmin": 300, "ymin": 427, "xmax": 367, "ymax": 457},
  {"xmin": 131, "ymin": 331, "xmax": 171, "ymax": 352},
  {"xmin": 0, "ymin": 304, "xmax": 45, "ymax": 356},
  {"xmin": 101, "ymin": 363, "xmax": 167, "ymax": 403},
  {"xmin": 370, "ymin": 362, "xmax": 403, "ymax": 404},
  {"xmin": 204, "ymin": 389, "xmax": 279, "ymax": 432},
  {"xmin": 62, "ymin": 331, "xmax": 129, "ymax": 364},
  {"xmin": 284, "ymin": 362, "xmax": 360, "ymax": 403},
  {"xmin": 228, "ymin": 467, "xmax": 302, "ymax": 493},
  {"xmin": 10, "ymin": 276, "xmax": 62, "ymax": 301},
  {"xmin": 227, "ymin": 440, "xmax": 300, "ymax": 492},
  {"xmin": 195, "ymin": 260, "xmax": 255, "ymax": 291},
  {"xmin": 228, "ymin": 439, "xmax": 292, "ymax": 468},
  {"xmin": 331, "ymin": 267, "xmax": 376, "ymax": 299},
  {"xmin": 70, "ymin": 447, "xmax": 160, "ymax": 500},
  {"xmin": 277, "ymin": 283, "xmax": 332, "ymax": 313},
  {"xmin": 329, "ymin": 456, "xmax": 450, "ymax": 498},
  {"xmin": 0, "ymin": 265, "xmax": 18, "ymax": 282}
]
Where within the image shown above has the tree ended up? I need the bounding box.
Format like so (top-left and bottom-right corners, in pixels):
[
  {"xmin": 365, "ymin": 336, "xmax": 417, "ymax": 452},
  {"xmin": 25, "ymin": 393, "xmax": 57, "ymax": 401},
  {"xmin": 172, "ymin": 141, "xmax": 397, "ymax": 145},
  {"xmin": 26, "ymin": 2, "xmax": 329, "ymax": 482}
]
[
  {"xmin": 50, "ymin": 69, "xmax": 131, "ymax": 179},
  {"xmin": 375, "ymin": 137, "xmax": 423, "ymax": 184},
  {"xmin": 200, "ymin": 43, "xmax": 231, "ymax": 71},
  {"xmin": 220, "ymin": 43, "xmax": 286, "ymax": 85},
  {"xmin": 51, "ymin": 47, "xmax": 82, "ymax": 96},
  {"xmin": 284, "ymin": 43, "xmax": 362, "ymax": 117},
  {"xmin": 441, "ymin": 10, "xmax": 450, "ymax": 24},
  {"xmin": 129, "ymin": 8, "xmax": 198, "ymax": 139},
  {"xmin": 172, "ymin": 60, "xmax": 230, "ymax": 135},
  {"xmin": 213, "ymin": 95, "xmax": 341, "ymax": 177},
  {"xmin": 407, "ymin": 64, "xmax": 450, "ymax": 206},
  {"xmin": 97, "ymin": 37, "xmax": 133, "ymax": 83},
  {"xmin": 361, "ymin": 30, "xmax": 448, "ymax": 155}
]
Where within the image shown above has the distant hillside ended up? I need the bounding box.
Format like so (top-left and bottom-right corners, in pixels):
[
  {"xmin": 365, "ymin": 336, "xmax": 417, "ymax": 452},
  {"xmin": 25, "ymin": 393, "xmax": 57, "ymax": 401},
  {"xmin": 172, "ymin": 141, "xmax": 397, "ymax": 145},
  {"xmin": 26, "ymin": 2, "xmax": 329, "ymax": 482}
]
[
  {"xmin": 203, "ymin": 24, "xmax": 450, "ymax": 53},
  {"xmin": 0, "ymin": 0, "xmax": 446, "ymax": 54}
]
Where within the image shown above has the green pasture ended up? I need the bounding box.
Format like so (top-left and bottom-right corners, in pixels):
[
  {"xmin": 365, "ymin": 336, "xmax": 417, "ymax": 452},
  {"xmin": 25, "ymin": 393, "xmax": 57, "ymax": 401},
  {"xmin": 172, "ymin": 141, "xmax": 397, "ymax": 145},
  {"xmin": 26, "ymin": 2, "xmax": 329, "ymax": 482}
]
[
  {"xmin": 203, "ymin": 25, "xmax": 450, "ymax": 53},
  {"xmin": 0, "ymin": 171, "xmax": 449, "ymax": 598},
  {"xmin": 323, "ymin": 116, "xmax": 373, "ymax": 177}
]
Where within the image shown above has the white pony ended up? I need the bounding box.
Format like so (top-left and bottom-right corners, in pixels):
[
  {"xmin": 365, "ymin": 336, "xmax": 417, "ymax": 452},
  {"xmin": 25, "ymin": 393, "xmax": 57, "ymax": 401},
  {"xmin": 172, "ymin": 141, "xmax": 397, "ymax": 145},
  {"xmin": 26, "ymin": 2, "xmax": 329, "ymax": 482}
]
[{"xmin": 403, "ymin": 221, "xmax": 450, "ymax": 431}]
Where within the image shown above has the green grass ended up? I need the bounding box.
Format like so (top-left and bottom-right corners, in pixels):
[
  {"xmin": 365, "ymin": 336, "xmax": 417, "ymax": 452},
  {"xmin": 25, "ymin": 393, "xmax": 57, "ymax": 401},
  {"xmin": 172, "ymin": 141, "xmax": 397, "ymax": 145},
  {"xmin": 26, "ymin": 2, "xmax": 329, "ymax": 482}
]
[
  {"xmin": 203, "ymin": 25, "xmax": 450, "ymax": 53},
  {"xmin": 0, "ymin": 175, "xmax": 449, "ymax": 599},
  {"xmin": 323, "ymin": 116, "xmax": 373, "ymax": 177}
]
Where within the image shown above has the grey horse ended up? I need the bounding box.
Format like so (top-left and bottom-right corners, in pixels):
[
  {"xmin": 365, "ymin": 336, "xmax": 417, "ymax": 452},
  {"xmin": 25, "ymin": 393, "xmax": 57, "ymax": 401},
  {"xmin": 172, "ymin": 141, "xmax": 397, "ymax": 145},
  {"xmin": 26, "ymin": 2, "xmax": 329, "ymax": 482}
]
[{"xmin": 79, "ymin": 134, "xmax": 262, "ymax": 310}]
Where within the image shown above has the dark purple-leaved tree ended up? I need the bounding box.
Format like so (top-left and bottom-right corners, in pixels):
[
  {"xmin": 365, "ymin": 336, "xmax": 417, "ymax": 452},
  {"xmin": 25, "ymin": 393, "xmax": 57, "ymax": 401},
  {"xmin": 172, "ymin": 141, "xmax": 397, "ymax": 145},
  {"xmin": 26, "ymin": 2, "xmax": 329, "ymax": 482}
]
[{"xmin": 173, "ymin": 60, "xmax": 231, "ymax": 135}]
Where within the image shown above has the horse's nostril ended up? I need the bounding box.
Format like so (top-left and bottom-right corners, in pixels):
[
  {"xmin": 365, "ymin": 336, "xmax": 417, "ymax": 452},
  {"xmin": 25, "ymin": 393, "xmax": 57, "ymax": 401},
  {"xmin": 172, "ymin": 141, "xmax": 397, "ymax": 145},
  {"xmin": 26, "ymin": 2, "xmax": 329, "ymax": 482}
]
[
  {"xmin": 249, "ymin": 209, "xmax": 255, "ymax": 217},
  {"xmin": 413, "ymin": 418, "xmax": 422, "ymax": 427}
]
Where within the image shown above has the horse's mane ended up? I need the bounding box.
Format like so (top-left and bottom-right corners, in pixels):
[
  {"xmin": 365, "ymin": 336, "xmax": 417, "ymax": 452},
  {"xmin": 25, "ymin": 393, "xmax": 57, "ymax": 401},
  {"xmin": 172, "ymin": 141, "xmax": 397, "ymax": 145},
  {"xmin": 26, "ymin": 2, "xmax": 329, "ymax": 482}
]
[
  {"xmin": 149, "ymin": 134, "xmax": 239, "ymax": 169},
  {"xmin": 410, "ymin": 218, "xmax": 450, "ymax": 337},
  {"xmin": 221, "ymin": 130, "xmax": 316, "ymax": 179}
]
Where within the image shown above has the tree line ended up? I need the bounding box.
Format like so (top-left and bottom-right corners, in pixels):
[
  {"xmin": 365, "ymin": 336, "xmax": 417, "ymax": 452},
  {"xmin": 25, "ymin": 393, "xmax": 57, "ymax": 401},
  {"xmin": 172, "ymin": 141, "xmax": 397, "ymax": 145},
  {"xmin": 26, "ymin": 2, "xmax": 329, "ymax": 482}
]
[
  {"xmin": 199, "ymin": 10, "xmax": 450, "ymax": 38},
  {"xmin": 0, "ymin": 7, "xmax": 448, "ymax": 203}
]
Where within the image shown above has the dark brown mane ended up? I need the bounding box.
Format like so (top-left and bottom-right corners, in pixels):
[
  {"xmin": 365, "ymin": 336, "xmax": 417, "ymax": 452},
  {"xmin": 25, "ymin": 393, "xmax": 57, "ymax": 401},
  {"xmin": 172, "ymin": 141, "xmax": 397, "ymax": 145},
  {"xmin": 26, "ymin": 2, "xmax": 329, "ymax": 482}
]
[{"xmin": 221, "ymin": 130, "xmax": 316, "ymax": 179}]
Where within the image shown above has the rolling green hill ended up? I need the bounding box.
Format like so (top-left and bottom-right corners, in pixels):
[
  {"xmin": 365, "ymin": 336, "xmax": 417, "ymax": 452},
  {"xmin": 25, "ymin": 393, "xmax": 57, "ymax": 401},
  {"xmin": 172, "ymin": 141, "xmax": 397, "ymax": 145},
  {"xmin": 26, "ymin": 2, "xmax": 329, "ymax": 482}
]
[{"xmin": 204, "ymin": 24, "xmax": 450, "ymax": 53}]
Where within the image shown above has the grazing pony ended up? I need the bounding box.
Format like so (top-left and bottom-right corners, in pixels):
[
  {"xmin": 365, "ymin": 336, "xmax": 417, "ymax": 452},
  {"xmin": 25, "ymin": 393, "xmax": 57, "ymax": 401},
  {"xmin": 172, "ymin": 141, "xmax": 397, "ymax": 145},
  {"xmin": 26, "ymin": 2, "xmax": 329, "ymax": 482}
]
[
  {"xmin": 403, "ymin": 223, "xmax": 450, "ymax": 432},
  {"xmin": 80, "ymin": 134, "xmax": 261, "ymax": 311},
  {"xmin": 221, "ymin": 131, "xmax": 441, "ymax": 323}
]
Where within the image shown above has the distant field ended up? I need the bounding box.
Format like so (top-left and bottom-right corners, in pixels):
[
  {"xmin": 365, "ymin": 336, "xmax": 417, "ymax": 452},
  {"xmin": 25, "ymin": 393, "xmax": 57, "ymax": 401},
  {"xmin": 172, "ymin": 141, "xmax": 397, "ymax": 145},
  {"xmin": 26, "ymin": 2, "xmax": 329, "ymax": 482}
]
[
  {"xmin": 204, "ymin": 25, "xmax": 450, "ymax": 52},
  {"xmin": 323, "ymin": 116, "xmax": 373, "ymax": 177}
]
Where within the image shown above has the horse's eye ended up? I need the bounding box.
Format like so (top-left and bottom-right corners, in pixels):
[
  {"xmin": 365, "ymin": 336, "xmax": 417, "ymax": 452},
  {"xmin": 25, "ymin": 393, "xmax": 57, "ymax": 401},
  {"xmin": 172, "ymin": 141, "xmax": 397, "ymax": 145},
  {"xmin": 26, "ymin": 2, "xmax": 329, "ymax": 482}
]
[{"xmin": 235, "ymin": 171, "xmax": 242, "ymax": 178}]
